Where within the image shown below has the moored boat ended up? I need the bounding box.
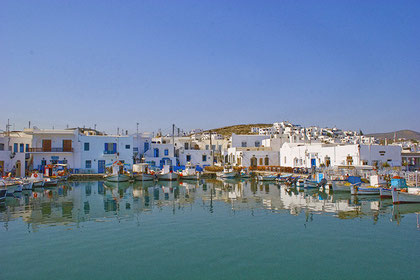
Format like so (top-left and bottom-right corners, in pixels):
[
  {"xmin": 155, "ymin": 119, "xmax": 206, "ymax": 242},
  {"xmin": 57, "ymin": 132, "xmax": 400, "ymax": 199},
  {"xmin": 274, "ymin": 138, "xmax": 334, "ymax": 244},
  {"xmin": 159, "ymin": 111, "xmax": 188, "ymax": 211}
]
[
  {"xmin": 381, "ymin": 177, "xmax": 408, "ymax": 198},
  {"xmin": 258, "ymin": 174, "xmax": 278, "ymax": 181},
  {"xmin": 350, "ymin": 184, "xmax": 380, "ymax": 195},
  {"xmin": 132, "ymin": 163, "xmax": 155, "ymax": 181},
  {"xmin": 392, "ymin": 188, "xmax": 420, "ymax": 204},
  {"xmin": 216, "ymin": 165, "xmax": 238, "ymax": 179},
  {"xmin": 179, "ymin": 162, "xmax": 200, "ymax": 180},
  {"xmin": 104, "ymin": 161, "xmax": 130, "ymax": 182},
  {"xmin": 157, "ymin": 165, "xmax": 179, "ymax": 181}
]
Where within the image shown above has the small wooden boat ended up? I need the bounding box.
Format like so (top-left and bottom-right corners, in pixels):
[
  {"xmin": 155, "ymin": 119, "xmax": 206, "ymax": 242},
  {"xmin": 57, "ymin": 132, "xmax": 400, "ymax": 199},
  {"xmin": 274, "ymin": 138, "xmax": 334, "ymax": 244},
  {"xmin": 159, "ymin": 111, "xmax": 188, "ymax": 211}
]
[
  {"xmin": 0, "ymin": 179, "xmax": 22, "ymax": 194},
  {"xmin": 22, "ymin": 181, "xmax": 33, "ymax": 190},
  {"xmin": 179, "ymin": 163, "xmax": 200, "ymax": 180},
  {"xmin": 304, "ymin": 179, "xmax": 318, "ymax": 189},
  {"xmin": 381, "ymin": 177, "xmax": 408, "ymax": 198},
  {"xmin": 258, "ymin": 174, "xmax": 278, "ymax": 181},
  {"xmin": 132, "ymin": 163, "xmax": 155, "ymax": 181},
  {"xmin": 350, "ymin": 184, "xmax": 380, "ymax": 195},
  {"xmin": 104, "ymin": 161, "xmax": 130, "ymax": 182},
  {"xmin": 330, "ymin": 180, "xmax": 352, "ymax": 192},
  {"xmin": 392, "ymin": 188, "xmax": 420, "ymax": 204},
  {"xmin": 157, "ymin": 165, "xmax": 179, "ymax": 181},
  {"xmin": 216, "ymin": 165, "xmax": 238, "ymax": 179}
]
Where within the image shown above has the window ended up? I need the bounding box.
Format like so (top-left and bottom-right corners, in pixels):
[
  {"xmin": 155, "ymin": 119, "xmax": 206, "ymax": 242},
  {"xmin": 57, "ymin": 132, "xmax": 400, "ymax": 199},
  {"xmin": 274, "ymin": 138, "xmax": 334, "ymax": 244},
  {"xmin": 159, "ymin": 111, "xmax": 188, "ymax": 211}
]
[
  {"xmin": 241, "ymin": 141, "xmax": 247, "ymax": 147},
  {"xmin": 85, "ymin": 160, "xmax": 92, "ymax": 169},
  {"xmin": 14, "ymin": 143, "xmax": 18, "ymax": 153},
  {"xmin": 265, "ymin": 157, "xmax": 269, "ymax": 166},
  {"xmin": 84, "ymin": 142, "xmax": 90, "ymax": 151},
  {"xmin": 25, "ymin": 144, "xmax": 29, "ymax": 152},
  {"xmin": 212, "ymin": 145, "xmax": 216, "ymax": 150},
  {"xmin": 0, "ymin": 143, "xmax": 4, "ymax": 151},
  {"xmin": 186, "ymin": 155, "xmax": 191, "ymax": 162},
  {"xmin": 144, "ymin": 142, "xmax": 149, "ymax": 152},
  {"xmin": 154, "ymin": 148, "xmax": 159, "ymax": 157},
  {"xmin": 126, "ymin": 144, "xmax": 130, "ymax": 149},
  {"xmin": 104, "ymin": 143, "xmax": 117, "ymax": 154},
  {"xmin": 202, "ymin": 155, "xmax": 207, "ymax": 162},
  {"xmin": 19, "ymin": 143, "xmax": 24, "ymax": 153},
  {"xmin": 259, "ymin": 158, "xmax": 263, "ymax": 165},
  {"xmin": 205, "ymin": 145, "xmax": 209, "ymax": 150},
  {"xmin": 41, "ymin": 159, "xmax": 47, "ymax": 166},
  {"xmin": 255, "ymin": 141, "xmax": 260, "ymax": 147},
  {"xmin": 184, "ymin": 143, "xmax": 189, "ymax": 150},
  {"xmin": 164, "ymin": 149, "xmax": 169, "ymax": 156},
  {"xmin": 218, "ymin": 145, "xmax": 222, "ymax": 151}
]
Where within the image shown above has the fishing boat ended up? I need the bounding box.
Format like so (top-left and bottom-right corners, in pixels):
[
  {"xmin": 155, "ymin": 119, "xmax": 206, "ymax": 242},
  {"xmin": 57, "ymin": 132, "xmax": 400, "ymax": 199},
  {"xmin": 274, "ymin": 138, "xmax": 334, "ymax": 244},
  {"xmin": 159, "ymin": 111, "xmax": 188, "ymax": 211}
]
[
  {"xmin": 380, "ymin": 177, "xmax": 407, "ymax": 198},
  {"xmin": 350, "ymin": 184, "xmax": 380, "ymax": 195},
  {"xmin": 0, "ymin": 178, "xmax": 22, "ymax": 194},
  {"xmin": 22, "ymin": 181, "xmax": 33, "ymax": 190},
  {"xmin": 104, "ymin": 161, "xmax": 130, "ymax": 182},
  {"xmin": 330, "ymin": 180, "xmax": 353, "ymax": 192},
  {"xmin": 179, "ymin": 162, "xmax": 200, "ymax": 180},
  {"xmin": 277, "ymin": 174, "xmax": 293, "ymax": 182},
  {"xmin": 43, "ymin": 177, "xmax": 59, "ymax": 187},
  {"xmin": 132, "ymin": 163, "xmax": 155, "ymax": 181},
  {"xmin": 392, "ymin": 188, "xmax": 420, "ymax": 204},
  {"xmin": 296, "ymin": 178, "xmax": 305, "ymax": 187},
  {"xmin": 157, "ymin": 165, "xmax": 179, "ymax": 181},
  {"xmin": 239, "ymin": 168, "xmax": 251, "ymax": 178},
  {"xmin": 257, "ymin": 174, "xmax": 278, "ymax": 181},
  {"xmin": 27, "ymin": 172, "xmax": 45, "ymax": 187},
  {"xmin": 304, "ymin": 179, "xmax": 318, "ymax": 188},
  {"xmin": 216, "ymin": 165, "xmax": 238, "ymax": 179}
]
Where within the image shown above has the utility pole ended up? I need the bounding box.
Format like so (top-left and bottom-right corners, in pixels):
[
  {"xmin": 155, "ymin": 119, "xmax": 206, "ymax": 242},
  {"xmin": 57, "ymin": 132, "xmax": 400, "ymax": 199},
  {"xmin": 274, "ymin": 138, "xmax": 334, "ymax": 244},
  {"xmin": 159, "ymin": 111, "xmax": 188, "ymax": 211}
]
[
  {"xmin": 172, "ymin": 124, "xmax": 176, "ymax": 158},
  {"xmin": 209, "ymin": 130, "xmax": 213, "ymax": 166}
]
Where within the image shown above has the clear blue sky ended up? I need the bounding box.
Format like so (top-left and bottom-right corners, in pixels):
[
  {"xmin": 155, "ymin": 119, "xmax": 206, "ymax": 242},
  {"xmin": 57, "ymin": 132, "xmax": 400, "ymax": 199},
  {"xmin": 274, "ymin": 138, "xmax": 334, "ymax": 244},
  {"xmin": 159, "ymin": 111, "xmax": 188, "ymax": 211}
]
[{"xmin": 1, "ymin": 0, "xmax": 419, "ymax": 135}]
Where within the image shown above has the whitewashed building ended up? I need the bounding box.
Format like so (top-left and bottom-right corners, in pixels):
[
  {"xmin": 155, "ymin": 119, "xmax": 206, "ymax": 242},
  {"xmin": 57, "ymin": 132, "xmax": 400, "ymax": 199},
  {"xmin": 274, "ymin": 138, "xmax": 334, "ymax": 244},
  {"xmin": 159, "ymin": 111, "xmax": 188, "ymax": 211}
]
[
  {"xmin": 0, "ymin": 131, "xmax": 32, "ymax": 177},
  {"xmin": 280, "ymin": 143, "xmax": 402, "ymax": 168}
]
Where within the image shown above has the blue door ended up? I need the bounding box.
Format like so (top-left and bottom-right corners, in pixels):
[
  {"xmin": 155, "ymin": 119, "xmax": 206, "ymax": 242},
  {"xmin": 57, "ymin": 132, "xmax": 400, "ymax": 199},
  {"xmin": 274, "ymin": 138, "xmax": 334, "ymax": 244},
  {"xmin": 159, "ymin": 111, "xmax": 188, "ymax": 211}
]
[
  {"xmin": 311, "ymin": 159, "xmax": 316, "ymax": 167},
  {"xmin": 98, "ymin": 160, "xmax": 106, "ymax": 173}
]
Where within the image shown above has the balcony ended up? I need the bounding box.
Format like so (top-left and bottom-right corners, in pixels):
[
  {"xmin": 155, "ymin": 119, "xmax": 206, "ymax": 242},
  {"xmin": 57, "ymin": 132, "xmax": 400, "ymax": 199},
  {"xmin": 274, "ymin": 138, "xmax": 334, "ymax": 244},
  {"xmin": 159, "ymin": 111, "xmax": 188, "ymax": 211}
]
[
  {"xmin": 103, "ymin": 150, "xmax": 117, "ymax": 155},
  {"xmin": 29, "ymin": 147, "xmax": 74, "ymax": 153}
]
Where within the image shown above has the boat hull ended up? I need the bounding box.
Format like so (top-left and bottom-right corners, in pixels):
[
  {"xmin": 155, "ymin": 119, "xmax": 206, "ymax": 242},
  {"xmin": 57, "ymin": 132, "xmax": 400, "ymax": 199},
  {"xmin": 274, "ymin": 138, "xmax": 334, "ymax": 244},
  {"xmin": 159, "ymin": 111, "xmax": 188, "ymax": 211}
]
[
  {"xmin": 104, "ymin": 174, "xmax": 130, "ymax": 182},
  {"xmin": 392, "ymin": 189, "xmax": 420, "ymax": 204},
  {"xmin": 44, "ymin": 179, "xmax": 59, "ymax": 187},
  {"xmin": 179, "ymin": 174, "xmax": 199, "ymax": 180},
  {"xmin": 351, "ymin": 185, "xmax": 380, "ymax": 195},
  {"xmin": 380, "ymin": 188, "xmax": 392, "ymax": 198},
  {"xmin": 217, "ymin": 172, "xmax": 238, "ymax": 179},
  {"xmin": 157, "ymin": 173, "xmax": 179, "ymax": 181},
  {"xmin": 258, "ymin": 176, "xmax": 277, "ymax": 181},
  {"xmin": 304, "ymin": 180, "xmax": 318, "ymax": 189},
  {"xmin": 331, "ymin": 180, "xmax": 351, "ymax": 192},
  {"xmin": 0, "ymin": 189, "xmax": 7, "ymax": 201},
  {"xmin": 133, "ymin": 173, "xmax": 155, "ymax": 181}
]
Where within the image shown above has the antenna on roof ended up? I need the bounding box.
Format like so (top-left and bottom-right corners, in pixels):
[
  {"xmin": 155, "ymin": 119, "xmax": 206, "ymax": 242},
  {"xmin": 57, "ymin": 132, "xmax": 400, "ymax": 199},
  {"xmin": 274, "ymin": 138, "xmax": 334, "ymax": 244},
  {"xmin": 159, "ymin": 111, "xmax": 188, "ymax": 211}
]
[{"xmin": 28, "ymin": 121, "xmax": 31, "ymax": 129}]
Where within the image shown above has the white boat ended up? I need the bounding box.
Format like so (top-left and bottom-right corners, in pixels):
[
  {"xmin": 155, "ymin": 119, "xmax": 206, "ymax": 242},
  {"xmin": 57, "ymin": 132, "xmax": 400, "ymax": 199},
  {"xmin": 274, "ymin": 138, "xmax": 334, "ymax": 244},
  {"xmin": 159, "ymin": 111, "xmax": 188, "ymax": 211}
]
[
  {"xmin": 22, "ymin": 181, "xmax": 33, "ymax": 190},
  {"xmin": 27, "ymin": 172, "xmax": 45, "ymax": 187},
  {"xmin": 157, "ymin": 165, "xmax": 179, "ymax": 181},
  {"xmin": 132, "ymin": 163, "xmax": 155, "ymax": 181},
  {"xmin": 0, "ymin": 179, "xmax": 22, "ymax": 194},
  {"xmin": 296, "ymin": 179, "xmax": 305, "ymax": 187},
  {"xmin": 44, "ymin": 178, "xmax": 59, "ymax": 187},
  {"xmin": 104, "ymin": 161, "xmax": 130, "ymax": 182},
  {"xmin": 392, "ymin": 188, "xmax": 420, "ymax": 204},
  {"xmin": 330, "ymin": 180, "xmax": 352, "ymax": 192},
  {"xmin": 179, "ymin": 163, "xmax": 200, "ymax": 180},
  {"xmin": 304, "ymin": 179, "xmax": 318, "ymax": 189},
  {"xmin": 216, "ymin": 166, "xmax": 238, "ymax": 179},
  {"xmin": 350, "ymin": 184, "xmax": 380, "ymax": 195},
  {"xmin": 381, "ymin": 177, "xmax": 408, "ymax": 198},
  {"xmin": 258, "ymin": 174, "xmax": 278, "ymax": 181}
]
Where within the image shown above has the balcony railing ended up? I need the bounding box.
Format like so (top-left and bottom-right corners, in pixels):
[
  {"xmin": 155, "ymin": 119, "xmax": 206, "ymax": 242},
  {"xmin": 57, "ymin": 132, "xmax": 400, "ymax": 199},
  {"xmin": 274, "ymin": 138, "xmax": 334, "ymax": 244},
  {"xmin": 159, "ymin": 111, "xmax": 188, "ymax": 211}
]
[
  {"xmin": 29, "ymin": 147, "xmax": 74, "ymax": 152},
  {"xmin": 103, "ymin": 150, "xmax": 117, "ymax": 155}
]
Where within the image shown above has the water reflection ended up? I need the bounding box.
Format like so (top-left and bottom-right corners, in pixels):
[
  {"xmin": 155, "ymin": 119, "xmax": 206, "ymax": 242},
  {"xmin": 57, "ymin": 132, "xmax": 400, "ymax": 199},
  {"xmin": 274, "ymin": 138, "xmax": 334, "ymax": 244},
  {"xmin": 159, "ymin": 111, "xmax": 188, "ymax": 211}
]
[{"xmin": 1, "ymin": 179, "xmax": 420, "ymax": 230}]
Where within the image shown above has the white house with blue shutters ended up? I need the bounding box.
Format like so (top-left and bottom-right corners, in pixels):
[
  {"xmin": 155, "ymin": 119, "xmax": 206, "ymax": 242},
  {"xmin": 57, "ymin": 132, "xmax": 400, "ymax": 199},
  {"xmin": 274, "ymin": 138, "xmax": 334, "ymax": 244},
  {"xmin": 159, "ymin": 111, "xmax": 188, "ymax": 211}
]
[{"xmin": 79, "ymin": 134, "xmax": 134, "ymax": 173}]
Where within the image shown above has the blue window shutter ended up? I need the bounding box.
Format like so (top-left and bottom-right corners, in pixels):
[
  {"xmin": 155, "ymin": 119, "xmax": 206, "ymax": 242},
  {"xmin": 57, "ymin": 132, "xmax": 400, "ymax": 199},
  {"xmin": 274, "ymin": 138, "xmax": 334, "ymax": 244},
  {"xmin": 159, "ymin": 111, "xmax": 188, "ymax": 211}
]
[
  {"xmin": 113, "ymin": 143, "xmax": 117, "ymax": 153},
  {"xmin": 105, "ymin": 143, "xmax": 108, "ymax": 152}
]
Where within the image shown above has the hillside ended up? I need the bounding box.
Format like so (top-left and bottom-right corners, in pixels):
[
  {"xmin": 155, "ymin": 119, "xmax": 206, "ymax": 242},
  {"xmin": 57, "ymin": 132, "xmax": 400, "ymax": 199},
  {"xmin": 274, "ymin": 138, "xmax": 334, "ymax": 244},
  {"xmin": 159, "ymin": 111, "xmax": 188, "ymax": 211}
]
[
  {"xmin": 366, "ymin": 130, "xmax": 420, "ymax": 141},
  {"xmin": 204, "ymin": 124, "xmax": 272, "ymax": 136}
]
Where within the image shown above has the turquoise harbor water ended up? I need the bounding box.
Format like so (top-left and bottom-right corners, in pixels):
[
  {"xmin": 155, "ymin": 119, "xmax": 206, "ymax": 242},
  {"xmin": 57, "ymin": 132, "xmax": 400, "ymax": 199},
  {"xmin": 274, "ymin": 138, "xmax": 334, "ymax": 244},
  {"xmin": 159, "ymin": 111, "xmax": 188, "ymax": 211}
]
[{"xmin": 1, "ymin": 180, "xmax": 419, "ymax": 280}]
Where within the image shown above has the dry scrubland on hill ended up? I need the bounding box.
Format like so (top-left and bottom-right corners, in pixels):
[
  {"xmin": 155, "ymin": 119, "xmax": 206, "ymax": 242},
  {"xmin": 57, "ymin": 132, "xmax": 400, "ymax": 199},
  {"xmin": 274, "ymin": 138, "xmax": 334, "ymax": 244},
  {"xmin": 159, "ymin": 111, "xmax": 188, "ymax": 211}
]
[{"xmin": 204, "ymin": 124, "xmax": 272, "ymax": 136}]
